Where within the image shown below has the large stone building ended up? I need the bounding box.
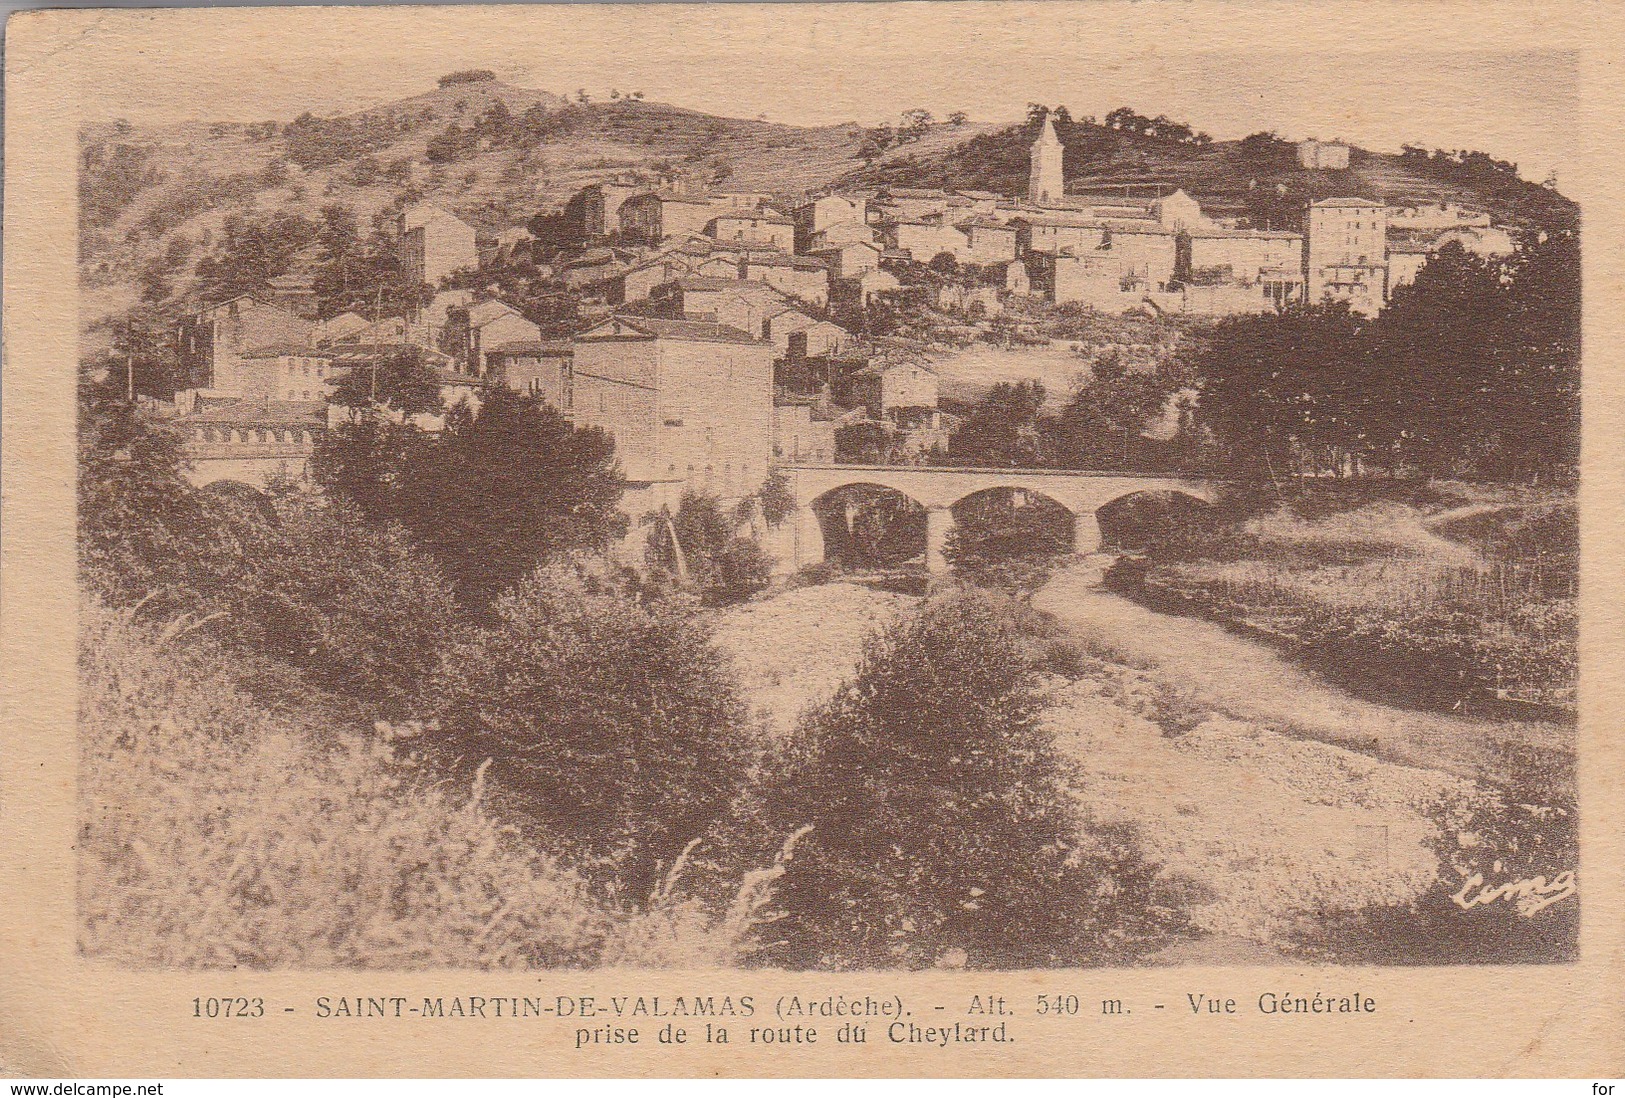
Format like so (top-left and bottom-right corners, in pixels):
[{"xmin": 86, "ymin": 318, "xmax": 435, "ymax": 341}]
[
  {"xmin": 618, "ymin": 191, "xmax": 739, "ymax": 245},
  {"xmin": 564, "ymin": 180, "xmax": 645, "ymax": 239},
  {"xmin": 176, "ymin": 294, "xmax": 315, "ymax": 392},
  {"xmin": 1306, "ymin": 197, "xmax": 1388, "ymax": 315},
  {"xmin": 570, "ymin": 316, "xmax": 775, "ymax": 514}
]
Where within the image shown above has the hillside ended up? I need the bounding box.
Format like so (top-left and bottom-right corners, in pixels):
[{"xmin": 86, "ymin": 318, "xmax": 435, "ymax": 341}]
[
  {"xmin": 78, "ymin": 82, "xmax": 1574, "ymax": 349},
  {"xmin": 847, "ymin": 118, "xmax": 1577, "ymax": 235},
  {"xmin": 78, "ymin": 78, "xmax": 1007, "ymax": 341}
]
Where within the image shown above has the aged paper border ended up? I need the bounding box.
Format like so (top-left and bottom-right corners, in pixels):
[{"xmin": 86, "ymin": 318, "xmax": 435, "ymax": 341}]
[{"xmin": 3, "ymin": 1, "xmax": 1623, "ymax": 1077}]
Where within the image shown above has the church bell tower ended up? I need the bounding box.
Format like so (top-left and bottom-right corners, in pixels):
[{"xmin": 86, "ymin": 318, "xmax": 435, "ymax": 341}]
[{"xmin": 1029, "ymin": 111, "xmax": 1064, "ymax": 205}]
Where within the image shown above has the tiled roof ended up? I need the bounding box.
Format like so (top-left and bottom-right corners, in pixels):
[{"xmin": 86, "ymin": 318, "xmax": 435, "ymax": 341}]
[
  {"xmin": 710, "ymin": 213, "xmax": 796, "ymax": 227},
  {"xmin": 1312, "ymin": 197, "xmax": 1385, "ymax": 208},
  {"xmin": 580, "ymin": 316, "xmax": 764, "ymax": 345},
  {"xmin": 670, "ymin": 275, "xmax": 749, "ymax": 291},
  {"xmin": 745, "ymin": 253, "xmax": 828, "ymax": 271},
  {"xmin": 957, "ymin": 216, "xmax": 1016, "ymax": 231},
  {"xmin": 489, "ymin": 340, "xmax": 574, "ymax": 356},
  {"xmin": 1188, "ymin": 227, "xmax": 1303, "ymax": 240},
  {"xmin": 242, "ymin": 342, "xmax": 328, "ymax": 359},
  {"xmin": 327, "ymin": 343, "xmax": 457, "ymax": 367}
]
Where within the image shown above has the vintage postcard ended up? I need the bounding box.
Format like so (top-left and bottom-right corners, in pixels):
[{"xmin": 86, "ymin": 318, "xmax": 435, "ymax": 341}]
[{"xmin": 2, "ymin": 0, "xmax": 1622, "ymax": 1078}]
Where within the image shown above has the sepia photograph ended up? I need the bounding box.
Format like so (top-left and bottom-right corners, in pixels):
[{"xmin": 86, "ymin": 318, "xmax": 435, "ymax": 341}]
[{"xmin": 57, "ymin": 4, "xmax": 1583, "ymax": 983}]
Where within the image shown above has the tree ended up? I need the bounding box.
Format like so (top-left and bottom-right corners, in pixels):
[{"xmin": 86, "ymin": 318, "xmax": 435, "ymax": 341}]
[
  {"xmin": 948, "ymin": 110, "xmax": 969, "ymax": 126},
  {"xmin": 395, "ymin": 389, "xmax": 627, "ymax": 607},
  {"xmin": 310, "ymin": 414, "xmax": 424, "ymax": 525},
  {"xmin": 77, "ymin": 370, "xmax": 224, "ymax": 607},
  {"xmin": 207, "ymin": 490, "xmax": 462, "ymax": 717},
  {"xmin": 755, "ymin": 468, "xmax": 796, "ymax": 528},
  {"xmin": 427, "ymin": 563, "xmax": 756, "ymax": 895},
  {"xmin": 899, "ymin": 108, "xmax": 934, "ymax": 143},
  {"xmin": 647, "ymin": 491, "xmax": 772, "ymax": 607},
  {"xmin": 438, "ymin": 69, "xmax": 497, "ymax": 87},
  {"xmin": 311, "ymin": 228, "xmax": 428, "ymax": 320},
  {"xmin": 317, "ymin": 203, "xmax": 360, "ymax": 259},
  {"xmin": 1193, "ymin": 304, "xmax": 1373, "ymax": 478},
  {"xmin": 327, "ymin": 346, "xmax": 445, "ymax": 422},
  {"xmin": 757, "ymin": 590, "xmax": 1180, "ymax": 968},
  {"xmin": 856, "ymin": 124, "xmax": 895, "ymax": 160},
  {"xmin": 192, "ymin": 211, "xmax": 320, "ymax": 301},
  {"xmin": 1045, "ymin": 357, "xmax": 1177, "ymax": 470},
  {"xmin": 948, "ymin": 380, "xmax": 1049, "ymax": 466}
]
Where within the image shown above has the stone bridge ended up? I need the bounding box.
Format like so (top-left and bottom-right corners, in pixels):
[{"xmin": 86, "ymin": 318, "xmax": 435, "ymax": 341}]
[{"xmin": 777, "ymin": 463, "xmax": 1219, "ymax": 572}]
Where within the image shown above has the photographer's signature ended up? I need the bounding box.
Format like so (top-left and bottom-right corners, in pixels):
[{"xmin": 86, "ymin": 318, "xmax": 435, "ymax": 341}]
[{"xmin": 1452, "ymin": 867, "xmax": 1577, "ymax": 917}]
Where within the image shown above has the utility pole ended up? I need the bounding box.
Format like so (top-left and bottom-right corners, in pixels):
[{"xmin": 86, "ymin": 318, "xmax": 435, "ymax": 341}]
[{"xmin": 126, "ymin": 353, "xmax": 134, "ymax": 402}]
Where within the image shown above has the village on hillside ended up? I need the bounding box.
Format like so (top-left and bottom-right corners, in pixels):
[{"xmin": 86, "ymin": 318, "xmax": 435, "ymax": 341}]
[{"xmin": 154, "ymin": 103, "xmax": 1531, "ymax": 570}]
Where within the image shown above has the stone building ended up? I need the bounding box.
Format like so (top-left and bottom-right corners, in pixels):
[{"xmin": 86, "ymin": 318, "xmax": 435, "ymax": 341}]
[
  {"xmin": 175, "ymin": 294, "xmax": 315, "ymax": 393},
  {"xmin": 1306, "ymin": 197, "xmax": 1388, "ymax": 316},
  {"xmin": 707, "ymin": 212, "xmax": 796, "ymax": 251},
  {"xmin": 809, "ymin": 239, "xmax": 883, "ymax": 280},
  {"xmin": 849, "ymin": 359, "xmax": 940, "ymax": 419},
  {"xmin": 618, "ymin": 191, "xmax": 732, "ymax": 245},
  {"xmin": 1297, "ymin": 139, "xmax": 1351, "ymax": 171},
  {"xmin": 485, "ymin": 340, "xmax": 575, "ymax": 409},
  {"xmin": 398, "ymin": 205, "xmax": 479, "ymax": 288},
  {"xmin": 570, "ymin": 316, "xmax": 775, "ymax": 513},
  {"xmin": 563, "ymin": 180, "xmax": 645, "ymax": 239}
]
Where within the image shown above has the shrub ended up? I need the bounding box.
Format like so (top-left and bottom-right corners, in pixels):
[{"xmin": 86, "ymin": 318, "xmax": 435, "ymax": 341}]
[
  {"xmin": 426, "ymin": 562, "xmax": 757, "ymax": 897},
  {"xmin": 756, "ymin": 589, "xmax": 1182, "ymax": 968},
  {"xmin": 205, "ymin": 490, "xmax": 463, "ymax": 718}
]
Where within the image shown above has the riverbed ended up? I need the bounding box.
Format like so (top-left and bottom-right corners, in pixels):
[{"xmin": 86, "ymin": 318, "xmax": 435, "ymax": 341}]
[{"xmin": 713, "ymin": 565, "xmax": 1567, "ymax": 959}]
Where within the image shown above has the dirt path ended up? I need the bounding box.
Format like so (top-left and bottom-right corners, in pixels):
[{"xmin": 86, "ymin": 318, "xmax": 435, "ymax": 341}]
[{"xmin": 1034, "ymin": 558, "xmax": 1570, "ymax": 785}]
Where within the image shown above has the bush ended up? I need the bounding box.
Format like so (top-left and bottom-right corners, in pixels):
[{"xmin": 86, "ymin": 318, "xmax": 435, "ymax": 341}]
[
  {"xmin": 78, "ymin": 386, "xmax": 233, "ymax": 609},
  {"xmin": 426, "ymin": 562, "xmax": 758, "ymax": 897},
  {"xmin": 206, "ymin": 490, "xmax": 463, "ymax": 718},
  {"xmin": 756, "ymin": 589, "xmax": 1182, "ymax": 968}
]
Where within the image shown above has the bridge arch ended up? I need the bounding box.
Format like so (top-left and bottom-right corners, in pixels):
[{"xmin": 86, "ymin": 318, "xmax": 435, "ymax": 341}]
[
  {"xmin": 946, "ymin": 486, "xmax": 1082, "ymax": 564},
  {"xmin": 805, "ymin": 481, "xmax": 929, "ymax": 570},
  {"xmin": 1096, "ymin": 488, "xmax": 1215, "ymax": 551},
  {"xmin": 776, "ymin": 464, "xmax": 1220, "ymax": 574}
]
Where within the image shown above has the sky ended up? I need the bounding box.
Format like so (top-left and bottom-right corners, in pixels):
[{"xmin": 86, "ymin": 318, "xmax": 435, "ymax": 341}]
[{"xmin": 56, "ymin": 2, "xmax": 1580, "ymax": 183}]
